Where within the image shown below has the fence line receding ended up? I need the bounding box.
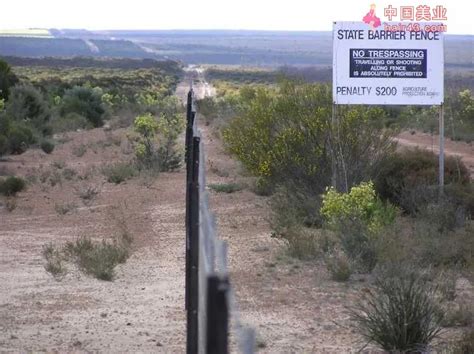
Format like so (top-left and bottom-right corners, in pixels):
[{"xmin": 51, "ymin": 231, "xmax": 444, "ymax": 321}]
[{"xmin": 185, "ymin": 87, "xmax": 256, "ymax": 354}]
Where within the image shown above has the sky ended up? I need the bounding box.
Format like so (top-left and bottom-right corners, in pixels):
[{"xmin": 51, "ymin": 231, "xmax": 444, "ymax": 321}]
[{"xmin": 2, "ymin": 0, "xmax": 473, "ymax": 34}]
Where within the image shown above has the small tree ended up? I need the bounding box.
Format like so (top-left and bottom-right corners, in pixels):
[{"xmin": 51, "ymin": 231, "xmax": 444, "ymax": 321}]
[
  {"xmin": 0, "ymin": 59, "xmax": 19, "ymax": 101},
  {"xmin": 61, "ymin": 86, "xmax": 105, "ymax": 127},
  {"xmin": 134, "ymin": 113, "xmax": 159, "ymax": 168},
  {"xmin": 6, "ymin": 85, "xmax": 51, "ymax": 130}
]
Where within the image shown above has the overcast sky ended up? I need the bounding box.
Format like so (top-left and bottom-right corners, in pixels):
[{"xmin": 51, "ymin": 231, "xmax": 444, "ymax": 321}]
[{"xmin": 2, "ymin": 0, "xmax": 473, "ymax": 34}]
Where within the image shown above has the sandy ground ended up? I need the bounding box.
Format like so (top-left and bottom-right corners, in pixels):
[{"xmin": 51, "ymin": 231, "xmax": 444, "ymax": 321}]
[
  {"xmin": 0, "ymin": 129, "xmax": 186, "ymax": 352},
  {"xmin": 1, "ymin": 71, "xmax": 472, "ymax": 353}
]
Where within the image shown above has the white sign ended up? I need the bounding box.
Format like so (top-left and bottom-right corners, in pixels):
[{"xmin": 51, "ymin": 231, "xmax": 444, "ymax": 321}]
[{"xmin": 333, "ymin": 21, "xmax": 444, "ymax": 105}]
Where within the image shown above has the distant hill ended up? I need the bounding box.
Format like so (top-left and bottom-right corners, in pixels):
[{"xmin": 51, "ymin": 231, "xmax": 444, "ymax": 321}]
[{"xmin": 0, "ymin": 29, "xmax": 471, "ymax": 68}]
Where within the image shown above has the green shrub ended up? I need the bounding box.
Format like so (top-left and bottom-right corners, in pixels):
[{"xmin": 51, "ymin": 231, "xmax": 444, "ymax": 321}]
[
  {"xmin": 277, "ymin": 226, "xmax": 333, "ymax": 260},
  {"xmin": 0, "ymin": 176, "xmax": 26, "ymax": 196},
  {"xmin": 8, "ymin": 124, "xmax": 35, "ymax": 154},
  {"xmin": 60, "ymin": 86, "xmax": 105, "ymax": 128},
  {"xmin": 350, "ymin": 267, "xmax": 444, "ymax": 352},
  {"xmin": 208, "ymin": 183, "xmax": 243, "ymax": 193},
  {"xmin": 374, "ymin": 149, "xmax": 470, "ymax": 214},
  {"xmin": 102, "ymin": 162, "xmax": 136, "ymax": 184},
  {"xmin": 40, "ymin": 140, "xmax": 55, "ymax": 154},
  {"xmin": 0, "ymin": 59, "xmax": 19, "ymax": 101},
  {"xmin": 321, "ymin": 181, "xmax": 397, "ymax": 234},
  {"xmin": 65, "ymin": 236, "xmax": 130, "ymax": 281},
  {"xmin": 6, "ymin": 85, "xmax": 50, "ymax": 130},
  {"xmin": 223, "ymin": 81, "xmax": 395, "ymax": 195}
]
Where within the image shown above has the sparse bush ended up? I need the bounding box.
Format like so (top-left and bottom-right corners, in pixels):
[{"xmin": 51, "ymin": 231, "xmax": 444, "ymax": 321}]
[
  {"xmin": 350, "ymin": 267, "xmax": 444, "ymax": 352},
  {"xmin": 72, "ymin": 143, "xmax": 88, "ymax": 157},
  {"xmin": 208, "ymin": 183, "xmax": 243, "ymax": 193},
  {"xmin": 133, "ymin": 112, "xmax": 183, "ymax": 172},
  {"xmin": 0, "ymin": 176, "xmax": 26, "ymax": 196},
  {"xmin": 5, "ymin": 197, "xmax": 17, "ymax": 212},
  {"xmin": 42, "ymin": 243, "xmax": 66, "ymax": 277},
  {"xmin": 443, "ymin": 302, "xmax": 473, "ymax": 327},
  {"xmin": 62, "ymin": 168, "xmax": 77, "ymax": 181},
  {"xmin": 326, "ymin": 251, "xmax": 352, "ymax": 282},
  {"xmin": 278, "ymin": 226, "xmax": 333, "ymax": 260},
  {"xmin": 54, "ymin": 202, "xmax": 77, "ymax": 215},
  {"xmin": 102, "ymin": 162, "xmax": 136, "ymax": 184},
  {"xmin": 40, "ymin": 140, "xmax": 55, "ymax": 154},
  {"xmin": 65, "ymin": 236, "xmax": 130, "ymax": 281},
  {"xmin": 76, "ymin": 185, "xmax": 99, "ymax": 205}
]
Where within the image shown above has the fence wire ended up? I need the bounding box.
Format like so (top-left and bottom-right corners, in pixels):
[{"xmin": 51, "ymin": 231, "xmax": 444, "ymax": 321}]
[{"xmin": 186, "ymin": 88, "xmax": 255, "ymax": 354}]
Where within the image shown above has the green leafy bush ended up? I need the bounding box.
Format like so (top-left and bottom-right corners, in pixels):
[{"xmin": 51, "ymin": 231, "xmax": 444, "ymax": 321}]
[
  {"xmin": 0, "ymin": 176, "xmax": 26, "ymax": 196},
  {"xmin": 321, "ymin": 181, "xmax": 397, "ymax": 233},
  {"xmin": 6, "ymin": 84, "xmax": 50, "ymax": 130},
  {"xmin": 223, "ymin": 81, "xmax": 395, "ymax": 193},
  {"xmin": 8, "ymin": 124, "xmax": 35, "ymax": 154},
  {"xmin": 40, "ymin": 140, "xmax": 55, "ymax": 154},
  {"xmin": 374, "ymin": 149, "xmax": 470, "ymax": 214},
  {"xmin": 350, "ymin": 268, "xmax": 444, "ymax": 352},
  {"xmin": 60, "ymin": 86, "xmax": 105, "ymax": 127},
  {"xmin": 133, "ymin": 112, "xmax": 183, "ymax": 172},
  {"xmin": 0, "ymin": 58, "xmax": 19, "ymax": 101}
]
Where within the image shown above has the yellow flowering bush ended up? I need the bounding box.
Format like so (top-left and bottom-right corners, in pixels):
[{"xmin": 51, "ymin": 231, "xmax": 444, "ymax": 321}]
[{"xmin": 321, "ymin": 181, "xmax": 397, "ymax": 234}]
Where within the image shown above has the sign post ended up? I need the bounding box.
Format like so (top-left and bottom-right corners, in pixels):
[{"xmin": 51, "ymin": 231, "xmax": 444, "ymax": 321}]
[{"xmin": 332, "ymin": 21, "xmax": 445, "ymax": 188}]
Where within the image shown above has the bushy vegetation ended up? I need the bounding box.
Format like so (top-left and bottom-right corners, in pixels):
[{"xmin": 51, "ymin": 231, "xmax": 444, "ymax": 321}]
[
  {"xmin": 208, "ymin": 183, "xmax": 243, "ymax": 193},
  {"xmin": 350, "ymin": 267, "xmax": 444, "ymax": 352},
  {"xmin": 133, "ymin": 101, "xmax": 184, "ymax": 172},
  {"xmin": 0, "ymin": 57, "xmax": 183, "ymax": 158},
  {"xmin": 43, "ymin": 226, "xmax": 132, "ymax": 281},
  {"xmin": 60, "ymin": 86, "xmax": 105, "ymax": 127},
  {"xmin": 0, "ymin": 176, "xmax": 26, "ymax": 196}
]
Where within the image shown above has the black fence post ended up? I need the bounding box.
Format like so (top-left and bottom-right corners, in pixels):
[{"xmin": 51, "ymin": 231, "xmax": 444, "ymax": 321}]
[
  {"xmin": 206, "ymin": 276, "xmax": 229, "ymax": 354},
  {"xmin": 187, "ymin": 136, "xmax": 200, "ymax": 354},
  {"xmin": 185, "ymin": 89, "xmax": 194, "ymax": 312}
]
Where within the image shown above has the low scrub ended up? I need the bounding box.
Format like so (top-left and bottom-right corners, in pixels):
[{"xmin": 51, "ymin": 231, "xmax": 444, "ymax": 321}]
[
  {"xmin": 102, "ymin": 162, "xmax": 137, "ymax": 184},
  {"xmin": 374, "ymin": 149, "xmax": 470, "ymax": 214},
  {"xmin": 0, "ymin": 176, "xmax": 26, "ymax": 196},
  {"xmin": 208, "ymin": 183, "xmax": 243, "ymax": 193},
  {"xmin": 350, "ymin": 267, "xmax": 444, "ymax": 352},
  {"xmin": 40, "ymin": 140, "xmax": 55, "ymax": 154},
  {"xmin": 43, "ymin": 231, "xmax": 132, "ymax": 281},
  {"xmin": 65, "ymin": 237, "xmax": 130, "ymax": 281}
]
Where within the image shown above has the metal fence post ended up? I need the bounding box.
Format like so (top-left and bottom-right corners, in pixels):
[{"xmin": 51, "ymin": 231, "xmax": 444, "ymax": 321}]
[
  {"xmin": 187, "ymin": 136, "xmax": 200, "ymax": 354},
  {"xmin": 185, "ymin": 90, "xmax": 194, "ymax": 312},
  {"xmin": 206, "ymin": 276, "xmax": 229, "ymax": 354}
]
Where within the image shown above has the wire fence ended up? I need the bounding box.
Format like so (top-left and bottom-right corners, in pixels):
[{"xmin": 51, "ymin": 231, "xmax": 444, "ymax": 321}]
[{"xmin": 185, "ymin": 88, "xmax": 256, "ymax": 354}]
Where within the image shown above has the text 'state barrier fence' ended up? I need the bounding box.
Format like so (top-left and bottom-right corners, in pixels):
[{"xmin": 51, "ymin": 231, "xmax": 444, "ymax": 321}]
[{"xmin": 184, "ymin": 88, "xmax": 256, "ymax": 354}]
